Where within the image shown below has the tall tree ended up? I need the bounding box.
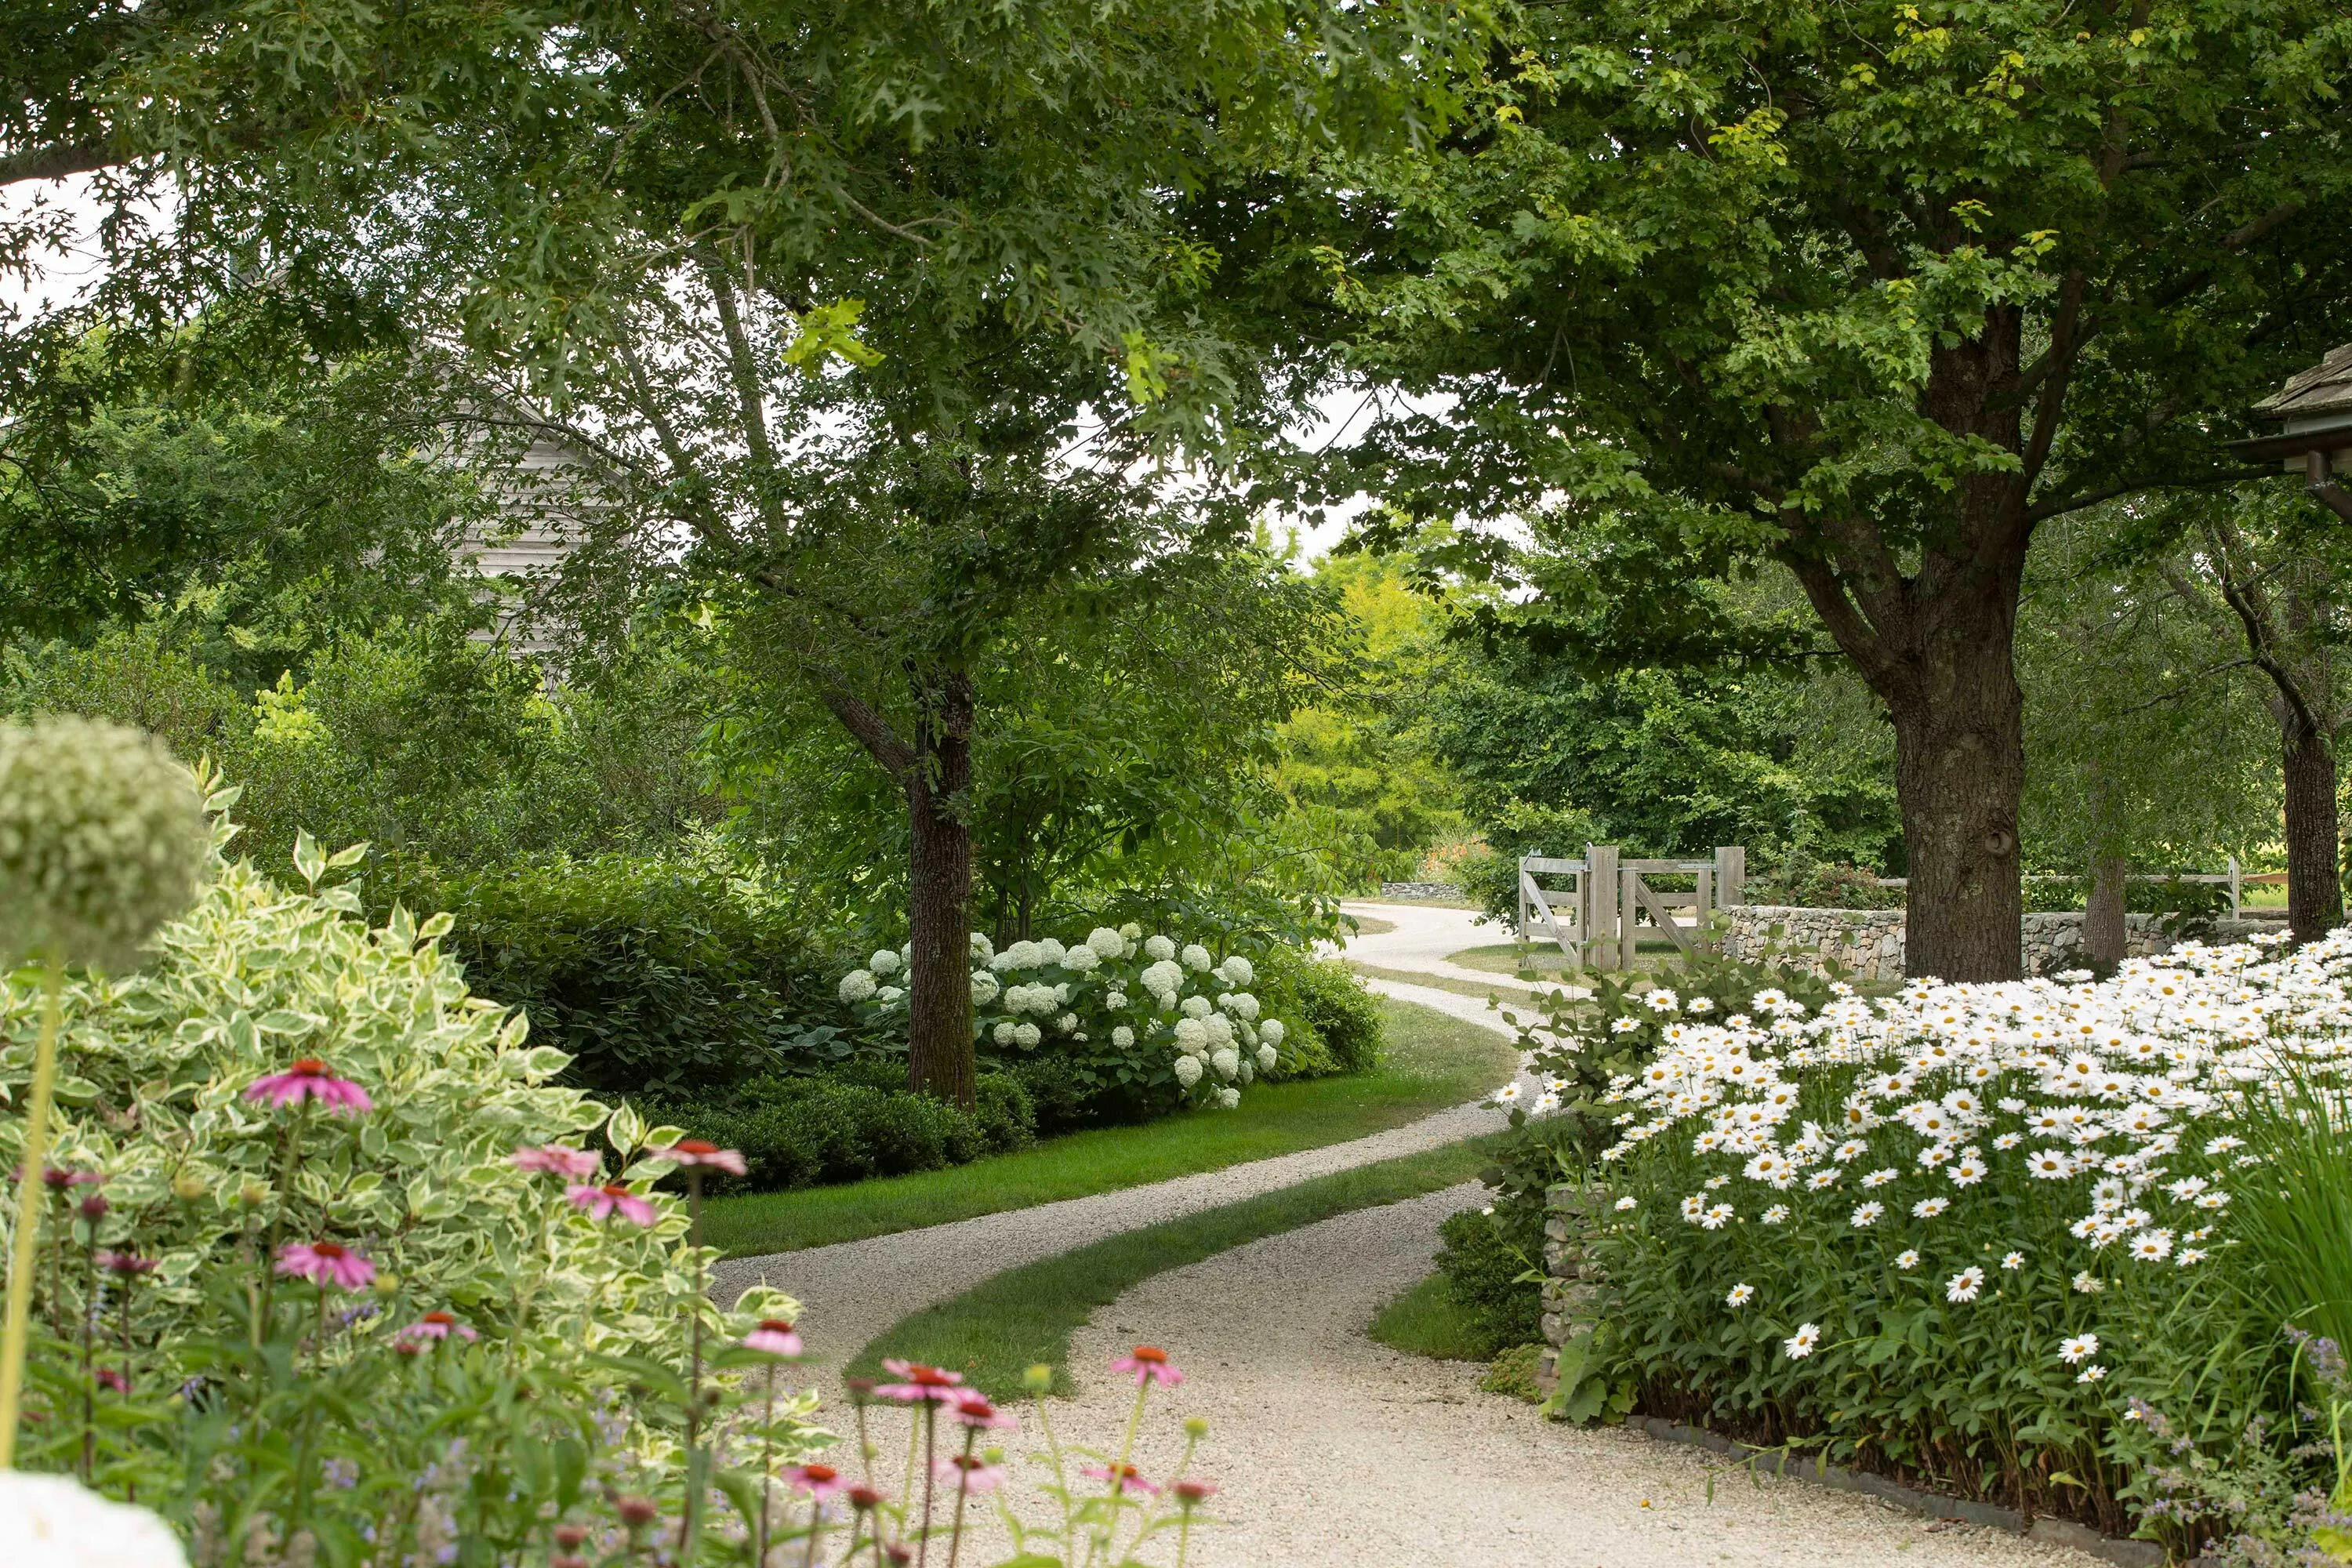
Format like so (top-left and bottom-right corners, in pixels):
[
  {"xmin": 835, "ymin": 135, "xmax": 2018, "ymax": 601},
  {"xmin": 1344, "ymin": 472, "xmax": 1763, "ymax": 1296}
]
[{"xmin": 1301, "ymin": 0, "xmax": 2352, "ymax": 977}]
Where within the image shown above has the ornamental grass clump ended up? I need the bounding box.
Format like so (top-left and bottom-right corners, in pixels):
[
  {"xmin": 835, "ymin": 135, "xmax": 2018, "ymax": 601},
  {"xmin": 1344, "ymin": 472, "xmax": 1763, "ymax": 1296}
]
[{"xmin": 1535, "ymin": 935, "xmax": 2352, "ymax": 1555}]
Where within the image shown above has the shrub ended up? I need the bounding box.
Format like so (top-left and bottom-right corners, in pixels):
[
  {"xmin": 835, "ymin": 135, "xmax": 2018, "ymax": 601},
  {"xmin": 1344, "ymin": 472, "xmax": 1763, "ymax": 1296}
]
[
  {"xmin": 640, "ymin": 1069, "xmax": 1035, "ymax": 1193},
  {"xmin": 385, "ymin": 853, "xmax": 855, "ymax": 1094},
  {"xmin": 1434, "ymin": 1206, "xmax": 1545, "ymax": 1358},
  {"xmin": 1540, "ymin": 932, "xmax": 2348, "ymax": 1554},
  {"xmin": 1264, "ymin": 949, "xmax": 1384, "ymax": 1074},
  {"xmin": 0, "ymin": 800, "xmax": 817, "ymax": 1545}
]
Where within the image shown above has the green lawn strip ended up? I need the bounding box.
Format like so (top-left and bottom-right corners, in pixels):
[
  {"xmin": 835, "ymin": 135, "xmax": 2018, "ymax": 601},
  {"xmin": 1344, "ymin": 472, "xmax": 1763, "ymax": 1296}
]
[
  {"xmin": 702, "ymin": 1000, "xmax": 1517, "ymax": 1258},
  {"xmin": 1344, "ymin": 962, "xmax": 1533, "ymax": 1002},
  {"xmin": 848, "ymin": 1134, "xmax": 1505, "ymax": 1399},
  {"xmin": 1366, "ymin": 1270, "xmax": 1487, "ymax": 1362},
  {"xmin": 1444, "ymin": 942, "xmax": 1584, "ymax": 977}
]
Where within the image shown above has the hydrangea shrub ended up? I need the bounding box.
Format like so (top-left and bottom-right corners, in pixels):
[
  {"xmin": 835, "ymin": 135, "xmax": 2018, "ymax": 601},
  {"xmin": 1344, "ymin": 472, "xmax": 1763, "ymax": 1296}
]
[
  {"xmin": 1548, "ymin": 935, "xmax": 2341, "ymax": 1548},
  {"xmin": 839, "ymin": 927, "xmax": 1289, "ymax": 1112}
]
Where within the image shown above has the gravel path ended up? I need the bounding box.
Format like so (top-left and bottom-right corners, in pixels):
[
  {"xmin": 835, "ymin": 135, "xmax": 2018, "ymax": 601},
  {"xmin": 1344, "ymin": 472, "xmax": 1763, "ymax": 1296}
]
[
  {"xmin": 1339, "ymin": 900, "xmax": 1551, "ymax": 991},
  {"xmin": 1025, "ymin": 1186, "xmax": 2073, "ymax": 1568},
  {"xmin": 710, "ymin": 991, "xmax": 1533, "ymax": 1368}
]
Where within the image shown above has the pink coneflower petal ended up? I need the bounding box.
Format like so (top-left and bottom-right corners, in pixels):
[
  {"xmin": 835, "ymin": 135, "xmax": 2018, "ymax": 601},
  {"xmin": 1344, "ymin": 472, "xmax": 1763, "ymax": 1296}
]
[
  {"xmin": 874, "ymin": 1359, "xmax": 964, "ymax": 1403},
  {"xmin": 512, "ymin": 1145, "xmax": 601, "ymax": 1180},
  {"xmin": 935, "ymin": 1454, "xmax": 1004, "ymax": 1494},
  {"xmin": 949, "ymin": 1395, "xmax": 1015, "ymax": 1431},
  {"xmin": 1109, "ymin": 1345, "xmax": 1185, "ymax": 1388},
  {"xmin": 655, "ymin": 1139, "xmax": 749, "ymax": 1176},
  {"xmin": 396, "ymin": 1310, "xmax": 478, "ymax": 1347},
  {"xmin": 1081, "ymin": 1463, "xmax": 1160, "ymax": 1496},
  {"xmin": 97, "ymin": 1250, "xmax": 157, "ymax": 1278},
  {"xmin": 784, "ymin": 1463, "xmax": 845, "ymax": 1497},
  {"xmin": 274, "ymin": 1240, "xmax": 376, "ymax": 1291},
  {"xmin": 245, "ymin": 1059, "xmax": 372, "ymax": 1115},
  {"xmin": 565, "ymin": 1183, "xmax": 656, "ymax": 1225},
  {"xmin": 1174, "ymin": 1479, "xmax": 1218, "ymax": 1506},
  {"xmin": 742, "ymin": 1319, "xmax": 803, "ymax": 1356}
]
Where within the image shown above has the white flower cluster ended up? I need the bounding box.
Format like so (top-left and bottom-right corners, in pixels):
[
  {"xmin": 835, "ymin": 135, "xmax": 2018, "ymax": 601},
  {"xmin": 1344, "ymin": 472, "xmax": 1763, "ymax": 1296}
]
[
  {"xmin": 832, "ymin": 924, "xmax": 1287, "ymax": 1110},
  {"xmin": 1573, "ymin": 934, "xmax": 2349, "ymax": 1366}
]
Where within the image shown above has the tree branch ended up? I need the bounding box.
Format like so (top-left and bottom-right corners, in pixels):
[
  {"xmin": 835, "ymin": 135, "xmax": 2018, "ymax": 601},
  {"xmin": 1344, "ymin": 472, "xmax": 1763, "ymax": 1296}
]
[
  {"xmin": 818, "ymin": 684, "xmax": 916, "ymax": 783},
  {"xmin": 0, "ymin": 141, "xmax": 118, "ymax": 188}
]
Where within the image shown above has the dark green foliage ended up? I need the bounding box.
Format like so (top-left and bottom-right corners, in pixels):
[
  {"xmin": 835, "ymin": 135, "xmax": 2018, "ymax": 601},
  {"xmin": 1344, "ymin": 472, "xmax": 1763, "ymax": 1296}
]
[
  {"xmin": 1434, "ymin": 1206, "xmax": 1545, "ymax": 1359},
  {"xmin": 640, "ymin": 1070, "xmax": 1036, "ymax": 1194},
  {"xmin": 387, "ymin": 855, "xmax": 851, "ymax": 1094},
  {"xmin": 1262, "ymin": 949, "xmax": 1384, "ymax": 1074}
]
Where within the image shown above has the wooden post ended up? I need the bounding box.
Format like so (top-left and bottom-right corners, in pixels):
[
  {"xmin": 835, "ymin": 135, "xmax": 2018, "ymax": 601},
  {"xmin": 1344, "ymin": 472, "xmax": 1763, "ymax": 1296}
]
[
  {"xmin": 1585, "ymin": 844, "xmax": 1619, "ymax": 970},
  {"xmin": 2228, "ymin": 855, "xmax": 2241, "ymax": 920},
  {"xmin": 1517, "ymin": 855, "xmax": 1531, "ymax": 942},
  {"xmin": 1620, "ymin": 866, "xmax": 1640, "ymax": 971},
  {"xmin": 1694, "ymin": 866, "xmax": 1713, "ymax": 930},
  {"xmin": 1715, "ymin": 846, "xmax": 1746, "ymax": 909}
]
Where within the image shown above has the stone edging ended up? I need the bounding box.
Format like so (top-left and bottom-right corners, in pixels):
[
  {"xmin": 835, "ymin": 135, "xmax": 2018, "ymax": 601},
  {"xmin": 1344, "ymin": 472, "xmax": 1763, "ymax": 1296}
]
[{"xmin": 1625, "ymin": 1415, "xmax": 2172, "ymax": 1566}]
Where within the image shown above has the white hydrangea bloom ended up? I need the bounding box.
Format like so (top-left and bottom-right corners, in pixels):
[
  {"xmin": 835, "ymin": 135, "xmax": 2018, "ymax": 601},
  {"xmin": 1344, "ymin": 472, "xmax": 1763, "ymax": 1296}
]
[
  {"xmin": 1105, "ymin": 989, "xmax": 1129, "ymax": 1011},
  {"xmin": 1237, "ymin": 1021, "xmax": 1258, "ymax": 1047},
  {"xmin": 1014, "ymin": 1022, "xmax": 1042, "ymax": 1048},
  {"xmin": 1112, "ymin": 1025, "xmax": 1135, "ymax": 1049},
  {"xmin": 1181, "ymin": 995, "xmax": 1212, "ymax": 1021},
  {"xmin": 1145, "ymin": 935, "xmax": 1177, "ymax": 961},
  {"xmin": 1203, "ymin": 1014, "xmax": 1236, "ymax": 1048},
  {"xmin": 1120, "ymin": 922, "xmax": 1143, "ymax": 942},
  {"xmin": 1218, "ymin": 1087, "xmax": 1240, "ymax": 1109},
  {"xmin": 1054, "ymin": 982, "xmax": 1072, "ymax": 1004},
  {"xmin": 1037, "ymin": 938, "xmax": 1069, "ymax": 965},
  {"xmin": 1261, "ymin": 1018, "xmax": 1286, "ymax": 1047},
  {"xmin": 1174, "ymin": 1018, "xmax": 1209, "ymax": 1052},
  {"xmin": 1142, "ymin": 960, "xmax": 1185, "ymax": 999},
  {"xmin": 1238, "ymin": 1058, "xmax": 1254, "ymax": 1084},
  {"xmin": 970, "ymin": 931, "xmax": 995, "ymax": 961},
  {"xmin": 898, "ymin": 944, "xmax": 913, "ymax": 970},
  {"xmin": 1004, "ymin": 940, "xmax": 1043, "ymax": 970},
  {"xmin": 1181, "ymin": 943, "xmax": 1213, "ymax": 972},
  {"xmin": 993, "ymin": 1022, "xmax": 1018, "ymax": 1045},
  {"xmin": 1088, "ymin": 927, "xmax": 1127, "ymax": 958},
  {"xmin": 869, "ymin": 948, "xmax": 902, "ymax": 976},
  {"xmin": 838, "ymin": 969, "xmax": 877, "ymax": 1004},
  {"xmin": 971, "ymin": 970, "xmax": 1000, "ymax": 1005},
  {"xmin": 1218, "ymin": 954, "xmax": 1254, "ymax": 987},
  {"xmin": 1211, "ymin": 1047, "xmax": 1240, "ymax": 1080},
  {"xmin": 1226, "ymin": 992, "xmax": 1261, "ymax": 1021},
  {"xmin": 1062, "ymin": 944, "xmax": 1101, "ymax": 973},
  {"xmin": 1054, "ymin": 1012, "xmax": 1078, "ymax": 1034},
  {"xmin": 988, "ymin": 950, "xmax": 1018, "ymax": 974},
  {"xmin": 1174, "ymin": 1054, "xmax": 1203, "ymax": 1087},
  {"xmin": 875, "ymin": 985, "xmax": 904, "ymax": 1004},
  {"xmin": 0, "ymin": 1472, "xmax": 187, "ymax": 1568},
  {"xmin": 1257, "ymin": 1044, "xmax": 1278, "ymax": 1071}
]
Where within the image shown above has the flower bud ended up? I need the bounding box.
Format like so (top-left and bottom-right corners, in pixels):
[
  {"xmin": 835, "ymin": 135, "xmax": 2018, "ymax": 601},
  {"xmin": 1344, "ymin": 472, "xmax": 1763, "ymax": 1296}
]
[
  {"xmin": 1184, "ymin": 1416, "xmax": 1210, "ymax": 1439},
  {"xmin": 1022, "ymin": 1363, "xmax": 1052, "ymax": 1394},
  {"xmin": 172, "ymin": 1171, "xmax": 207, "ymax": 1202},
  {"xmin": 554, "ymin": 1526, "xmax": 589, "ymax": 1550},
  {"xmin": 78, "ymin": 1193, "xmax": 108, "ymax": 1221}
]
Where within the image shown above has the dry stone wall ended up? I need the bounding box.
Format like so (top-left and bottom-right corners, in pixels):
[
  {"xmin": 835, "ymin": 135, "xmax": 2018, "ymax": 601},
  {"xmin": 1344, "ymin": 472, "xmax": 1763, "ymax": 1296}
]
[{"xmin": 1721, "ymin": 906, "xmax": 2288, "ymax": 981}]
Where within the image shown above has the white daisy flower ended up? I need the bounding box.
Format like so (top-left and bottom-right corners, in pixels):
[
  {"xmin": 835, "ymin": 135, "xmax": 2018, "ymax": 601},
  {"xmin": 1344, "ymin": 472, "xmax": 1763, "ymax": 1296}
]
[
  {"xmin": 1784, "ymin": 1323, "xmax": 1820, "ymax": 1359},
  {"xmin": 1726, "ymin": 1283, "xmax": 1755, "ymax": 1308}
]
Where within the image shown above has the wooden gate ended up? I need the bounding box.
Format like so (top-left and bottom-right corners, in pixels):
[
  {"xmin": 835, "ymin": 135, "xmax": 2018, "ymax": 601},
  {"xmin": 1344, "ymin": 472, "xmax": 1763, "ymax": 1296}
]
[{"xmin": 1519, "ymin": 844, "xmax": 1746, "ymax": 971}]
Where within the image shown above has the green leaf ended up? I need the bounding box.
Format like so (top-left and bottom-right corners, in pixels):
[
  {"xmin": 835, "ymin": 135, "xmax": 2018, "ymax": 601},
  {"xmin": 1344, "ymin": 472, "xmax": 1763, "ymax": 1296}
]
[{"xmin": 293, "ymin": 829, "xmax": 325, "ymax": 888}]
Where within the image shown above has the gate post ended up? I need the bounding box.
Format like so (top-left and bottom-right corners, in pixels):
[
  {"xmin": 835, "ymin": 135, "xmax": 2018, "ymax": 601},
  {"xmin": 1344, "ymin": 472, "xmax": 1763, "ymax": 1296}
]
[{"xmin": 1584, "ymin": 844, "xmax": 1619, "ymax": 970}]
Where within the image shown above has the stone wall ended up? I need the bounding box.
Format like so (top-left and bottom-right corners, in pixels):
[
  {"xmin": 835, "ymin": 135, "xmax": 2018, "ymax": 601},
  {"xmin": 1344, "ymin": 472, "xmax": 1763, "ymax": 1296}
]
[
  {"xmin": 1375, "ymin": 880, "xmax": 1465, "ymax": 901},
  {"xmin": 1721, "ymin": 906, "xmax": 2288, "ymax": 981}
]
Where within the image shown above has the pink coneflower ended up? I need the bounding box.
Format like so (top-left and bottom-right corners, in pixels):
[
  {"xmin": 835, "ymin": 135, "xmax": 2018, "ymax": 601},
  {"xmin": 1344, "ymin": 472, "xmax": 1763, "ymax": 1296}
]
[
  {"xmin": 97, "ymin": 1251, "xmax": 157, "ymax": 1278},
  {"xmin": 512, "ymin": 1145, "xmax": 601, "ymax": 1179},
  {"xmin": 875, "ymin": 1359, "xmax": 964, "ymax": 1403},
  {"xmin": 848, "ymin": 1486, "xmax": 886, "ymax": 1512},
  {"xmin": 1081, "ymin": 1463, "xmax": 1160, "ymax": 1496},
  {"xmin": 783, "ymin": 1462, "xmax": 846, "ymax": 1497},
  {"xmin": 655, "ymin": 1139, "xmax": 749, "ymax": 1176},
  {"xmin": 397, "ymin": 1310, "xmax": 478, "ymax": 1348},
  {"xmin": 565, "ymin": 1182, "xmax": 656, "ymax": 1225},
  {"xmin": 1173, "ymin": 1479, "xmax": 1218, "ymax": 1507},
  {"xmin": 274, "ymin": 1240, "xmax": 376, "ymax": 1291},
  {"xmin": 36, "ymin": 1167, "xmax": 101, "ymax": 1192},
  {"xmin": 935, "ymin": 1454, "xmax": 1004, "ymax": 1495},
  {"xmin": 245, "ymin": 1058, "xmax": 373, "ymax": 1114},
  {"xmin": 1110, "ymin": 1345, "xmax": 1185, "ymax": 1388},
  {"xmin": 95, "ymin": 1368, "xmax": 129, "ymax": 1395},
  {"xmin": 742, "ymin": 1319, "xmax": 803, "ymax": 1356},
  {"xmin": 949, "ymin": 1395, "xmax": 1015, "ymax": 1431}
]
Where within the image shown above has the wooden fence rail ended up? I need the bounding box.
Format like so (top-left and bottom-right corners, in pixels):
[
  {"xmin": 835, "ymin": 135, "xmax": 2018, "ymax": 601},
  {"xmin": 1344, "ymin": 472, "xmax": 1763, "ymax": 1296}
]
[{"xmin": 1519, "ymin": 845, "xmax": 1746, "ymax": 971}]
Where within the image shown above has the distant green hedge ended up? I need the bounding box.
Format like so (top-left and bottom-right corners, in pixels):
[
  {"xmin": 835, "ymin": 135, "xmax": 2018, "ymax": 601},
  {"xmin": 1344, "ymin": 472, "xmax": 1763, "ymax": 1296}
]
[
  {"xmin": 638, "ymin": 1070, "xmax": 1036, "ymax": 1192},
  {"xmin": 381, "ymin": 854, "xmax": 857, "ymax": 1094}
]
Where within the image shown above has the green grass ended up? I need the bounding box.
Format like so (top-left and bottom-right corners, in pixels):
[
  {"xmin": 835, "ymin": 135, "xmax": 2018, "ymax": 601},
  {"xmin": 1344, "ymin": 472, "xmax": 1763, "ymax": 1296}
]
[
  {"xmin": 849, "ymin": 1135, "xmax": 1505, "ymax": 1399},
  {"xmin": 1345, "ymin": 962, "xmax": 1534, "ymax": 1001},
  {"xmin": 1367, "ymin": 1270, "xmax": 1488, "ymax": 1361},
  {"xmin": 1445, "ymin": 942, "xmax": 1584, "ymax": 976},
  {"xmin": 699, "ymin": 999, "xmax": 1518, "ymax": 1258}
]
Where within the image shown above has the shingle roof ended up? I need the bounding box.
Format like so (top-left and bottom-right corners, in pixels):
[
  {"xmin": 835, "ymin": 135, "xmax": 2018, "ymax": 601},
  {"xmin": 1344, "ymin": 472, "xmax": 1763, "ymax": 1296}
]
[{"xmin": 2254, "ymin": 343, "xmax": 2352, "ymax": 423}]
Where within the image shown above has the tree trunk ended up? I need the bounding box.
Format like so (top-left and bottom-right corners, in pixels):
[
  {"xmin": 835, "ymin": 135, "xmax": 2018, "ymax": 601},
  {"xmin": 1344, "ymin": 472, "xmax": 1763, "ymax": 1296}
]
[
  {"xmin": 905, "ymin": 670, "xmax": 978, "ymax": 1110},
  {"xmin": 2083, "ymin": 853, "xmax": 2129, "ymax": 967},
  {"xmin": 2281, "ymin": 710, "xmax": 2342, "ymax": 945},
  {"xmin": 1886, "ymin": 641, "xmax": 2027, "ymax": 981}
]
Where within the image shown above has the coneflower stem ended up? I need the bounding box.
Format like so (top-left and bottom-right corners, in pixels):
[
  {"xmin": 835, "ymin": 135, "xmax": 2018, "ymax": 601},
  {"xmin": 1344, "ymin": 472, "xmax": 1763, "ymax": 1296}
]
[
  {"xmin": 0, "ymin": 959, "xmax": 65, "ymax": 1468},
  {"xmin": 916, "ymin": 1400, "xmax": 938, "ymax": 1568},
  {"xmin": 946, "ymin": 1428, "xmax": 977, "ymax": 1568}
]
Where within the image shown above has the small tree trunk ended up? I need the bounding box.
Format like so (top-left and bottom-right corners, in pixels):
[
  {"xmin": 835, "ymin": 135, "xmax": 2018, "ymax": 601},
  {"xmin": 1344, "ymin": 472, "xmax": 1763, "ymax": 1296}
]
[
  {"xmin": 1884, "ymin": 629, "xmax": 2027, "ymax": 982},
  {"xmin": 2083, "ymin": 854, "xmax": 2129, "ymax": 967},
  {"xmin": 906, "ymin": 671, "xmax": 978, "ymax": 1110},
  {"xmin": 2281, "ymin": 711, "xmax": 2343, "ymax": 945}
]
